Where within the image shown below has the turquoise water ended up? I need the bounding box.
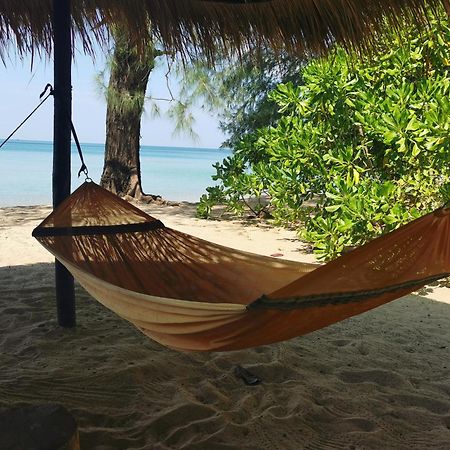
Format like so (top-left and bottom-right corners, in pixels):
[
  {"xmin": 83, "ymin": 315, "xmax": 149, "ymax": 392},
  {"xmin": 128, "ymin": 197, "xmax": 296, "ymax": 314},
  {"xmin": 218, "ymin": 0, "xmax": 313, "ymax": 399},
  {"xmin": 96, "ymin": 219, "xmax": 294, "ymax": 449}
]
[{"xmin": 0, "ymin": 140, "xmax": 230, "ymax": 206}]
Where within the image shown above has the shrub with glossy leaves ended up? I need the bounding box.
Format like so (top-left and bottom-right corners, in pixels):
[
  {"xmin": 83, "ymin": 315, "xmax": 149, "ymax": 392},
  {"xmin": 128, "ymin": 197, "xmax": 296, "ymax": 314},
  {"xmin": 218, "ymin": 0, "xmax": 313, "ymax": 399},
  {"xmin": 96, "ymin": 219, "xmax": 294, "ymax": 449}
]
[{"xmin": 198, "ymin": 14, "xmax": 450, "ymax": 259}]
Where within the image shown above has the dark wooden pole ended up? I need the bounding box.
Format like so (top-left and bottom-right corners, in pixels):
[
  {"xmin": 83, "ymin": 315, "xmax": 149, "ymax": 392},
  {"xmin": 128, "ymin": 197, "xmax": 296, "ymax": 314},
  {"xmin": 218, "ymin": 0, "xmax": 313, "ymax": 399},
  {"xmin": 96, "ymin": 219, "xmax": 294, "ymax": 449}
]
[{"xmin": 53, "ymin": 0, "xmax": 76, "ymax": 327}]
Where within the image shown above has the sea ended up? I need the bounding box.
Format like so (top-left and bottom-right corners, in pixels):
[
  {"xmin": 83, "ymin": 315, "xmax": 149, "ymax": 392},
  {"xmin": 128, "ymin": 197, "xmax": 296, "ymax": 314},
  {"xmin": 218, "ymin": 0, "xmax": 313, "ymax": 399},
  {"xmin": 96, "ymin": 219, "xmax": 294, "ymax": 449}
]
[{"xmin": 0, "ymin": 140, "xmax": 231, "ymax": 207}]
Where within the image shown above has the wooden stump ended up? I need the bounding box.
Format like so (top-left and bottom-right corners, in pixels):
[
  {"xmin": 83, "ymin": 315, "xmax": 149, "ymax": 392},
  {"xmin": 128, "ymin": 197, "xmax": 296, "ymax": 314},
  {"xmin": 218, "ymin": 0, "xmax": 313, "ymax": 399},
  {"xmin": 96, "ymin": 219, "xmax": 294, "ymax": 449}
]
[{"xmin": 0, "ymin": 404, "xmax": 79, "ymax": 450}]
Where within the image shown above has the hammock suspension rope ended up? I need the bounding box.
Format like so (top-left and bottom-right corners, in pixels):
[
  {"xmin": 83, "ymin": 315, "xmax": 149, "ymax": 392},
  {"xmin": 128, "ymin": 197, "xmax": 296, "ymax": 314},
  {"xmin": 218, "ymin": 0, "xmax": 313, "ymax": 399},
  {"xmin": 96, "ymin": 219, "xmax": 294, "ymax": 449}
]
[
  {"xmin": 0, "ymin": 84, "xmax": 90, "ymax": 181},
  {"xmin": 0, "ymin": 84, "xmax": 54, "ymax": 150}
]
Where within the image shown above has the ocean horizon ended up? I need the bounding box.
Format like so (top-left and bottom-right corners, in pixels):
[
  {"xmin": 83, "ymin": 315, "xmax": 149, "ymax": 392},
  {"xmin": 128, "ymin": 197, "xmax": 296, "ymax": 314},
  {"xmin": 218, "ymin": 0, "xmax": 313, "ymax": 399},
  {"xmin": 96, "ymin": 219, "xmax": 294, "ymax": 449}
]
[{"xmin": 0, "ymin": 139, "xmax": 230, "ymax": 207}]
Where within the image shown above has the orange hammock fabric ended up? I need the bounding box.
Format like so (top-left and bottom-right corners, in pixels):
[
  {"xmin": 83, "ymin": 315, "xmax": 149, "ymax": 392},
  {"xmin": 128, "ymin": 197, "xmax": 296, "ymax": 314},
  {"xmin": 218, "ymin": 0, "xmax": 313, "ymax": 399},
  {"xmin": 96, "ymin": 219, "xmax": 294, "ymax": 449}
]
[{"xmin": 33, "ymin": 182, "xmax": 450, "ymax": 352}]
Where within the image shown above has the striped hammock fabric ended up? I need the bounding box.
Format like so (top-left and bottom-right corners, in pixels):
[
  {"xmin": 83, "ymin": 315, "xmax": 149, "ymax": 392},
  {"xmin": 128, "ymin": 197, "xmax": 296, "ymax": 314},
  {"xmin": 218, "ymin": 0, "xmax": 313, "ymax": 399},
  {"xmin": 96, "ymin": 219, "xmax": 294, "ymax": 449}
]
[{"xmin": 33, "ymin": 182, "xmax": 450, "ymax": 351}]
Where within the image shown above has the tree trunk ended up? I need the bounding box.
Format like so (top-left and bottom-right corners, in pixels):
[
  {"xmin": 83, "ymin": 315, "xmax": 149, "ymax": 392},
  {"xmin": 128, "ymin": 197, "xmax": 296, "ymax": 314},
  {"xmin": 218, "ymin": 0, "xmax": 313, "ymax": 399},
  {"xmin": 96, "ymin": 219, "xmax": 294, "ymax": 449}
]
[{"xmin": 100, "ymin": 31, "xmax": 161, "ymax": 202}]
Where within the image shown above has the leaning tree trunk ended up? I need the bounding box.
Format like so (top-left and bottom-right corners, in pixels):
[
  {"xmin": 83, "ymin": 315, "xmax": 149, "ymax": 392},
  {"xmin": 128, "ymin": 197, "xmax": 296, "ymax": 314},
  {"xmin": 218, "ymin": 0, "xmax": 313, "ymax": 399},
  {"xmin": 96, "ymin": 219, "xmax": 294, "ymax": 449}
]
[{"xmin": 100, "ymin": 30, "xmax": 160, "ymax": 202}]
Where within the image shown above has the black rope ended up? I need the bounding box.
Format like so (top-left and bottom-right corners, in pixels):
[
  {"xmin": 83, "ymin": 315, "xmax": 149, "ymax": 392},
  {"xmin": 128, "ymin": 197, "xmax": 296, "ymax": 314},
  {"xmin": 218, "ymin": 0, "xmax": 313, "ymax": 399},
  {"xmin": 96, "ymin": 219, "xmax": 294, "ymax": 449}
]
[
  {"xmin": 0, "ymin": 84, "xmax": 54, "ymax": 150},
  {"xmin": 32, "ymin": 220, "xmax": 166, "ymax": 238},
  {"xmin": 0, "ymin": 83, "xmax": 90, "ymax": 180},
  {"xmin": 70, "ymin": 121, "xmax": 90, "ymax": 179}
]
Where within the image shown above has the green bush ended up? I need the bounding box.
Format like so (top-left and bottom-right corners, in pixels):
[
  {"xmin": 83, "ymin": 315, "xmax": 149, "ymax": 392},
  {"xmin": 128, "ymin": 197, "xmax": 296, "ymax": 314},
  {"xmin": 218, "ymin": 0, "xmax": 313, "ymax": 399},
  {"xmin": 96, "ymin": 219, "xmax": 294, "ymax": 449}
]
[{"xmin": 198, "ymin": 14, "xmax": 450, "ymax": 260}]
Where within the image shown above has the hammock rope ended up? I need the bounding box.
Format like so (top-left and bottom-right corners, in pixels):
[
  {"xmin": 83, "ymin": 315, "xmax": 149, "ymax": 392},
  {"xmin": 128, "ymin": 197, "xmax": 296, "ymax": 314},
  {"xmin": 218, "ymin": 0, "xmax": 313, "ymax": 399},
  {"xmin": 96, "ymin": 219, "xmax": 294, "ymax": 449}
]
[
  {"xmin": 0, "ymin": 84, "xmax": 90, "ymax": 181},
  {"xmin": 0, "ymin": 84, "xmax": 54, "ymax": 150},
  {"xmin": 249, "ymin": 272, "xmax": 449, "ymax": 310},
  {"xmin": 33, "ymin": 220, "xmax": 166, "ymax": 238}
]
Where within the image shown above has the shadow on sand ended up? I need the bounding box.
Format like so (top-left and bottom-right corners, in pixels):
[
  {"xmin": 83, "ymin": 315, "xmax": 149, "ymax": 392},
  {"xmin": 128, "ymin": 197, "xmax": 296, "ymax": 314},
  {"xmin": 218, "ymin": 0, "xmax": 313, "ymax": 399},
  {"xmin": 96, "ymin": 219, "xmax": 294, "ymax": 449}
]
[{"xmin": 1, "ymin": 263, "xmax": 450, "ymax": 449}]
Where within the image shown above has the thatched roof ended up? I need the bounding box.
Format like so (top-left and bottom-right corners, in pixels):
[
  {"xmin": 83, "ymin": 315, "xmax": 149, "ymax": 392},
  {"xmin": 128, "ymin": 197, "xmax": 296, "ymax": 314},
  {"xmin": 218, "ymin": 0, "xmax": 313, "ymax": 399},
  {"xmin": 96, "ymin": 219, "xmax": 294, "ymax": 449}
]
[{"xmin": 0, "ymin": 0, "xmax": 448, "ymax": 61}]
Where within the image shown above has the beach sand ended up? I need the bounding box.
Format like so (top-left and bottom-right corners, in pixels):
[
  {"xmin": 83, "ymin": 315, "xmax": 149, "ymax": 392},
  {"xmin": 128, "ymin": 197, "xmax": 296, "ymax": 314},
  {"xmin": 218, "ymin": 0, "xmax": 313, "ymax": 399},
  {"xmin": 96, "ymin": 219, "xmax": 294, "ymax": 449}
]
[{"xmin": 1, "ymin": 202, "xmax": 450, "ymax": 449}]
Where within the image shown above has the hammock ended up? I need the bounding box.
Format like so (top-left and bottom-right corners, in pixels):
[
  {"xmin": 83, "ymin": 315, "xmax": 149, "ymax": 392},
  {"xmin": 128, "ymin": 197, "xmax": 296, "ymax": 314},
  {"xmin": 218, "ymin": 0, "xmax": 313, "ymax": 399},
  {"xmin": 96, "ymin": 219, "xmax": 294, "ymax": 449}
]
[{"xmin": 33, "ymin": 182, "xmax": 450, "ymax": 352}]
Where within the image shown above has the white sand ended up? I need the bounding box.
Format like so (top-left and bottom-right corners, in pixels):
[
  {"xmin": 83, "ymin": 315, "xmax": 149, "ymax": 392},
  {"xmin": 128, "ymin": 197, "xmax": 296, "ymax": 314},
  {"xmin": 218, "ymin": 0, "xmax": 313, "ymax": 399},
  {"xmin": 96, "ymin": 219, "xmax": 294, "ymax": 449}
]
[{"xmin": 1, "ymin": 202, "xmax": 450, "ymax": 449}]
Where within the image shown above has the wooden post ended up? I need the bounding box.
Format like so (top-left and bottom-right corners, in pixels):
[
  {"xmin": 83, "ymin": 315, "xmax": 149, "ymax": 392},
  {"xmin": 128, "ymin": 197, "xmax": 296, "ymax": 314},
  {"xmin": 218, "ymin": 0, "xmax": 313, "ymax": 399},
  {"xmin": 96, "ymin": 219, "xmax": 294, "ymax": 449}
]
[{"xmin": 53, "ymin": 0, "xmax": 76, "ymax": 327}]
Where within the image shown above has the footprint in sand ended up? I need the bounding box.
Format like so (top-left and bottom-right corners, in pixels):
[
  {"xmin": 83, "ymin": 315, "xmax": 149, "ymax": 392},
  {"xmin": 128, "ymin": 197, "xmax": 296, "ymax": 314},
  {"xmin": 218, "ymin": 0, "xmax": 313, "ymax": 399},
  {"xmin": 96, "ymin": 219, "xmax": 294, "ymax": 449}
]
[
  {"xmin": 338, "ymin": 417, "xmax": 377, "ymax": 433},
  {"xmin": 332, "ymin": 339, "xmax": 352, "ymax": 347},
  {"xmin": 392, "ymin": 393, "xmax": 450, "ymax": 415},
  {"xmin": 442, "ymin": 415, "xmax": 450, "ymax": 429},
  {"xmin": 149, "ymin": 403, "xmax": 216, "ymax": 441},
  {"xmin": 337, "ymin": 369, "xmax": 407, "ymax": 388}
]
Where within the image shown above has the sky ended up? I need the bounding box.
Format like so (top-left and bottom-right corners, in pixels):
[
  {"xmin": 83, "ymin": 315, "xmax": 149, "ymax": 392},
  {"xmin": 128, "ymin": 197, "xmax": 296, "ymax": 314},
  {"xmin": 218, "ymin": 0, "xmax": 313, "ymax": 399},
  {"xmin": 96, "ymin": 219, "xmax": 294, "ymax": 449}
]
[{"xmin": 0, "ymin": 44, "xmax": 226, "ymax": 148}]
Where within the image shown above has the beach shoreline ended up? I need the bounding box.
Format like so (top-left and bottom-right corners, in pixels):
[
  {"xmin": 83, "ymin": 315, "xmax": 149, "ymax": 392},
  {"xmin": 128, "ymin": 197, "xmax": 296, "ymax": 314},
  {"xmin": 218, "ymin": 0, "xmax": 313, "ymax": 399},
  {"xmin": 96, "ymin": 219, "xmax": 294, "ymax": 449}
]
[
  {"xmin": 1, "ymin": 202, "xmax": 450, "ymax": 449},
  {"xmin": 0, "ymin": 140, "xmax": 231, "ymax": 207}
]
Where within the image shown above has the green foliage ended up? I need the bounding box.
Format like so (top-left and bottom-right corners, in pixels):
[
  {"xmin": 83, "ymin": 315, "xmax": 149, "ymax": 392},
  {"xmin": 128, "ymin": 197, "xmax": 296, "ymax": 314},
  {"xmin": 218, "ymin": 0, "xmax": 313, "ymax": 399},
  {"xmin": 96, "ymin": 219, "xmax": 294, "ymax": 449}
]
[
  {"xmin": 198, "ymin": 13, "xmax": 450, "ymax": 260},
  {"xmin": 177, "ymin": 50, "xmax": 305, "ymax": 147},
  {"xmin": 197, "ymin": 148, "xmax": 271, "ymax": 218},
  {"xmin": 97, "ymin": 31, "xmax": 200, "ymax": 141},
  {"xmin": 101, "ymin": 28, "xmax": 161, "ymax": 116},
  {"xmin": 216, "ymin": 52, "xmax": 306, "ymax": 148}
]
